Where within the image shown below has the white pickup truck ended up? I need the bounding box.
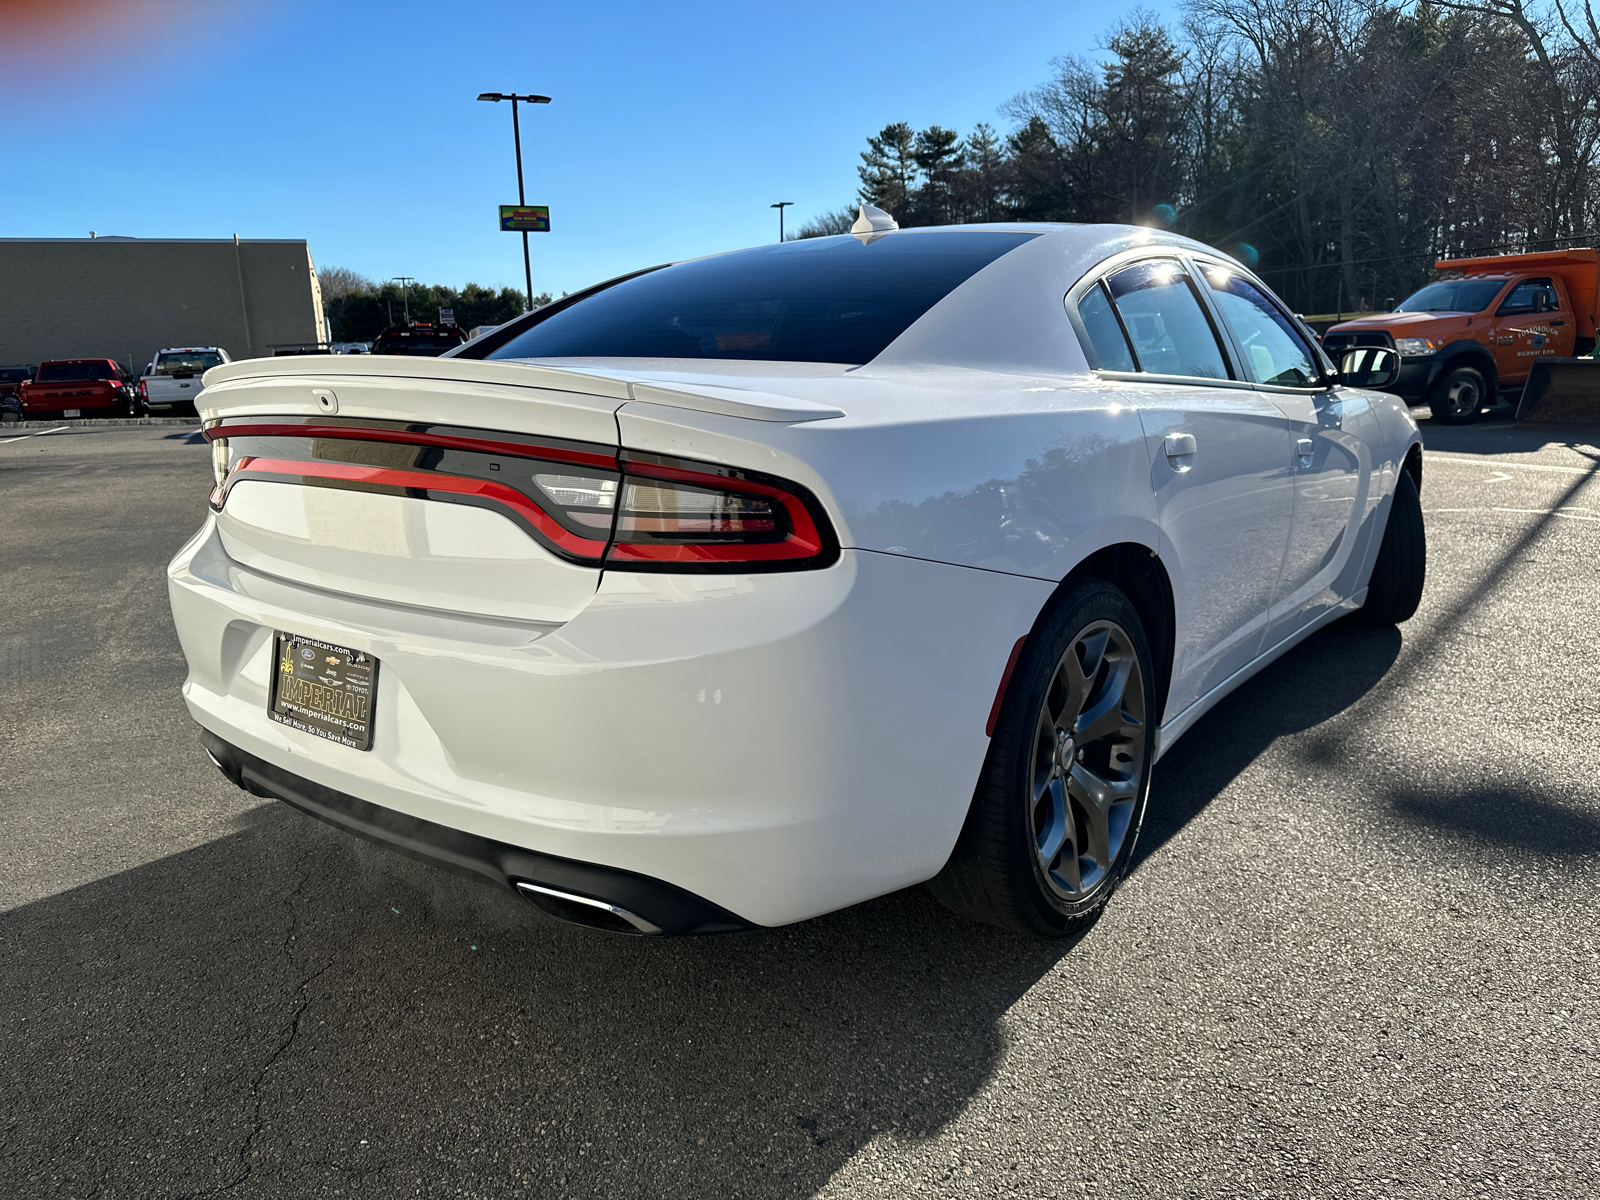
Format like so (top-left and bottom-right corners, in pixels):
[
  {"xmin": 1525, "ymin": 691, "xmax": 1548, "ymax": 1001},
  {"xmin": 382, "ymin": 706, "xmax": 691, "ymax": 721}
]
[{"xmin": 139, "ymin": 346, "xmax": 230, "ymax": 413}]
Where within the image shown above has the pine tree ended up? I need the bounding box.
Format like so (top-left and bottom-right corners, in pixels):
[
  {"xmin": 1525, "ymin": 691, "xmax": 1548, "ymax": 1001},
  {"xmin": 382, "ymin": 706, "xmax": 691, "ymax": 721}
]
[
  {"xmin": 858, "ymin": 122, "xmax": 918, "ymax": 220},
  {"xmin": 958, "ymin": 123, "xmax": 1007, "ymax": 222},
  {"xmin": 912, "ymin": 125, "xmax": 964, "ymax": 225}
]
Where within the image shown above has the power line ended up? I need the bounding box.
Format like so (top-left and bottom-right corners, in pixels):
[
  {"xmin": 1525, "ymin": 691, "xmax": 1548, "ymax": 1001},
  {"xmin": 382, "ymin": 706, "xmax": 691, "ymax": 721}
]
[{"xmin": 1253, "ymin": 229, "xmax": 1600, "ymax": 278}]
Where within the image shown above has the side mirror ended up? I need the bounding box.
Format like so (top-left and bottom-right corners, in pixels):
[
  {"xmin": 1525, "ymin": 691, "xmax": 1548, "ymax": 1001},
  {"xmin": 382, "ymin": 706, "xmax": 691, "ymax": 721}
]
[{"xmin": 1339, "ymin": 346, "xmax": 1399, "ymax": 390}]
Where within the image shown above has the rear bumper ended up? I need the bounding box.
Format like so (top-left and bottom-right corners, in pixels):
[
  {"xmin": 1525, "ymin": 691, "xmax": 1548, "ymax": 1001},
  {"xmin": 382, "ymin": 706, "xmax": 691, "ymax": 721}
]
[
  {"xmin": 168, "ymin": 516, "xmax": 1053, "ymax": 926},
  {"xmin": 201, "ymin": 729, "xmax": 750, "ymax": 935},
  {"xmin": 22, "ymin": 395, "xmax": 118, "ymax": 413}
]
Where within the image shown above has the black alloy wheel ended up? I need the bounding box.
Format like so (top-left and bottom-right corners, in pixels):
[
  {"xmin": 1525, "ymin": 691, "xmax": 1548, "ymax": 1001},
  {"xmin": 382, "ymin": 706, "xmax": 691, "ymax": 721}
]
[
  {"xmin": 929, "ymin": 578, "xmax": 1156, "ymax": 937},
  {"xmin": 1429, "ymin": 364, "xmax": 1488, "ymax": 424}
]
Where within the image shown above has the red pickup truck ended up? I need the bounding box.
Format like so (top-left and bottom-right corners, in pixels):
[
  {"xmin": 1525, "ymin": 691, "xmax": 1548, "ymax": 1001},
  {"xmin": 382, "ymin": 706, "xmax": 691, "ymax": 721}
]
[
  {"xmin": 1323, "ymin": 248, "xmax": 1600, "ymax": 424},
  {"xmin": 18, "ymin": 359, "xmax": 138, "ymax": 420}
]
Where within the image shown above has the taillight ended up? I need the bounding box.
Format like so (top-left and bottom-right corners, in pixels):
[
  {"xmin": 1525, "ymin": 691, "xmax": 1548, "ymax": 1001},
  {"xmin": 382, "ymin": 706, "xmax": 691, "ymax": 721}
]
[
  {"xmin": 529, "ymin": 472, "xmax": 618, "ymax": 534},
  {"xmin": 604, "ymin": 456, "xmax": 834, "ymax": 570},
  {"xmin": 208, "ymin": 438, "xmax": 235, "ymax": 507},
  {"xmin": 201, "ymin": 420, "xmax": 837, "ymax": 572},
  {"xmin": 137, "ymin": 379, "xmax": 147, "ymax": 399}
]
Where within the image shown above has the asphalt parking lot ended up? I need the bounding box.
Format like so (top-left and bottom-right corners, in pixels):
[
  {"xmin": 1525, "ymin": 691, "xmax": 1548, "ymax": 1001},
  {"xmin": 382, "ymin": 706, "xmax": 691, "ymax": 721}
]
[{"xmin": 2, "ymin": 411, "xmax": 1597, "ymax": 1199}]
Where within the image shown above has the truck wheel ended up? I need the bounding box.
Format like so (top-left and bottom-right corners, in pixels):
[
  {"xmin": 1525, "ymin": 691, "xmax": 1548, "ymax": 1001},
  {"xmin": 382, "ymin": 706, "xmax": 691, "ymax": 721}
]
[
  {"xmin": 1429, "ymin": 365, "xmax": 1487, "ymax": 424},
  {"xmin": 1352, "ymin": 468, "xmax": 1425, "ymax": 626}
]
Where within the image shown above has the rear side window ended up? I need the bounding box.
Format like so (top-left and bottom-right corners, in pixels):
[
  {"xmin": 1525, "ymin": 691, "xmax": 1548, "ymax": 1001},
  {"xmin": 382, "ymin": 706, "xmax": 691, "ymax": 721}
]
[
  {"xmin": 1076, "ymin": 284, "xmax": 1136, "ymax": 371},
  {"xmin": 1203, "ymin": 269, "xmax": 1320, "ymax": 387},
  {"xmin": 487, "ymin": 231, "xmax": 1037, "ymax": 365},
  {"xmin": 1105, "ymin": 260, "xmax": 1231, "ymax": 380}
]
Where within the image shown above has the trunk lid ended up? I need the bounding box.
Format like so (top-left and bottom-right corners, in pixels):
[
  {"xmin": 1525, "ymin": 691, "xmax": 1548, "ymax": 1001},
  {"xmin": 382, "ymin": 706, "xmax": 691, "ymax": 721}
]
[
  {"xmin": 203, "ymin": 358, "xmax": 629, "ymax": 625},
  {"xmin": 200, "ymin": 355, "xmax": 847, "ymax": 624}
]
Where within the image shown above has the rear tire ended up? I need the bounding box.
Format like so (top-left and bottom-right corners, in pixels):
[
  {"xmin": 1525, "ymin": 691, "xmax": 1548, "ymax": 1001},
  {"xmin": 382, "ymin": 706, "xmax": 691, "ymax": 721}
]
[
  {"xmin": 1429, "ymin": 365, "xmax": 1487, "ymax": 424},
  {"xmin": 928, "ymin": 578, "xmax": 1155, "ymax": 937},
  {"xmin": 1352, "ymin": 467, "xmax": 1425, "ymax": 626}
]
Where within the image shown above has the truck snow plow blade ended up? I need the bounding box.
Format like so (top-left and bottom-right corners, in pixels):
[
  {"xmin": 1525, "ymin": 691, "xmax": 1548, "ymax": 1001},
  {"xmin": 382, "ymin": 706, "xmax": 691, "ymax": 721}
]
[{"xmin": 1516, "ymin": 359, "xmax": 1600, "ymax": 429}]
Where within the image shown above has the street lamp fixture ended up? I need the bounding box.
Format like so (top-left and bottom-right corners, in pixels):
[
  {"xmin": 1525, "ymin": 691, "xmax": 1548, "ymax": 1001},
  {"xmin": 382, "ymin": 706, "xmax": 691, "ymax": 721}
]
[
  {"xmin": 477, "ymin": 92, "xmax": 553, "ymax": 311},
  {"xmin": 771, "ymin": 201, "xmax": 794, "ymax": 243}
]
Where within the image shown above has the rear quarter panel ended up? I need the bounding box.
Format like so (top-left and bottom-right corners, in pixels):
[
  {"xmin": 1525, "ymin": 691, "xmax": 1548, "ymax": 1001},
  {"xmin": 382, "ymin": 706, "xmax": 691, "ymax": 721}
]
[{"xmin": 615, "ymin": 368, "xmax": 1161, "ymax": 583}]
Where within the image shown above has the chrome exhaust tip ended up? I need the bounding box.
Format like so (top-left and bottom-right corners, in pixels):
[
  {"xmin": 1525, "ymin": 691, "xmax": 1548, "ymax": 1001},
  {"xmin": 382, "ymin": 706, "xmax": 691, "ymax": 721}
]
[{"xmin": 515, "ymin": 881, "xmax": 664, "ymax": 936}]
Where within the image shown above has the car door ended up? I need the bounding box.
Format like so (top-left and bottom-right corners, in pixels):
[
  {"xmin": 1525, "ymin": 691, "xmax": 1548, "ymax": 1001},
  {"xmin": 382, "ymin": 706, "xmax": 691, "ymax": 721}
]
[
  {"xmin": 1075, "ymin": 257, "xmax": 1295, "ymax": 721},
  {"xmin": 1497, "ymin": 277, "xmax": 1571, "ymax": 378},
  {"xmin": 1197, "ymin": 261, "xmax": 1371, "ymax": 646}
]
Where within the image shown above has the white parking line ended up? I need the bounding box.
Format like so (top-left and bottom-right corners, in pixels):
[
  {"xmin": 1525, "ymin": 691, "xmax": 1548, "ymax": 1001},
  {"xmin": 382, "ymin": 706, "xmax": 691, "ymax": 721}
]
[
  {"xmin": 1423, "ymin": 452, "xmax": 1598, "ymax": 474},
  {"xmin": 1424, "ymin": 507, "xmax": 1600, "ymax": 522},
  {"xmin": 0, "ymin": 426, "xmax": 69, "ymax": 445}
]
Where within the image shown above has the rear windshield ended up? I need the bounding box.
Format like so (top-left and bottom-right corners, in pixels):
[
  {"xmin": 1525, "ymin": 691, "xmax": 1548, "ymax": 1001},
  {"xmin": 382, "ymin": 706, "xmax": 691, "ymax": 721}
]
[
  {"xmin": 156, "ymin": 351, "xmax": 223, "ymax": 374},
  {"xmin": 38, "ymin": 362, "xmax": 114, "ymax": 382},
  {"xmin": 1396, "ymin": 279, "xmax": 1507, "ymax": 313},
  {"xmin": 0, "ymin": 367, "xmax": 32, "ymax": 383},
  {"xmin": 486, "ymin": 231, "xmax": 1038, "ymax": 365}
]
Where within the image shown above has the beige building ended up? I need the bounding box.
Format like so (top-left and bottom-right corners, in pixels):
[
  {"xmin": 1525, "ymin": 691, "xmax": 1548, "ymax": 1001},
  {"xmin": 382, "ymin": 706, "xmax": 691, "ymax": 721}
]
[{"xmin": 0, "ymin": 236, "xmax": 327, "ymax": 371}]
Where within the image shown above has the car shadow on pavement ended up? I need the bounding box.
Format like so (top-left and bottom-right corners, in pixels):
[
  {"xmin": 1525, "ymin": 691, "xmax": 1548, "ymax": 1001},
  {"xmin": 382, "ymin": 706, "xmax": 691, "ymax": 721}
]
[
  {"xmin": 1134, "ymin": 621, "xmax": 1404, "ymax": 872},
  {"xmin": 1388, "ymin": 783, "xmax": 1600, "ymax": 859},
  {"xmin": 1414, "ymin": 403, "xmax": 1600, "ymax": 458},
  {"xmin": 0, "ymin": 801, "xmax": 1081, "ymax": 1199}
]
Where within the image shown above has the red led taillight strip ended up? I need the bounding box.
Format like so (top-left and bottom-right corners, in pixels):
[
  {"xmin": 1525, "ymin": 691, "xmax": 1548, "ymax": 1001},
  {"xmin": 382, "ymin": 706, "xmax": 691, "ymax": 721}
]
[
  {"xmin": 606, "ymin": 461, "xmax": 826, "ymax": 565},
  {"xmin": 229, "ymin": 457, "xmax": 609, "ymax": 560},
  {"xmin": 203, "ymin": 422, "xmax": 617, "ymax": 470}
]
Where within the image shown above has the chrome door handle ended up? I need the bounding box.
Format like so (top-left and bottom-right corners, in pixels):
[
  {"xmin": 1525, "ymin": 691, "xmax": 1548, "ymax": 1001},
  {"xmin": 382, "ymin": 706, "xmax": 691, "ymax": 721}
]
[
  {"xmin": 1164, "ymin": 432, "xmax": 1197, "ymax": 459},
  {"xmin": 1296, "ymin": 437, "xmax": 1314, "ymax": 463}
]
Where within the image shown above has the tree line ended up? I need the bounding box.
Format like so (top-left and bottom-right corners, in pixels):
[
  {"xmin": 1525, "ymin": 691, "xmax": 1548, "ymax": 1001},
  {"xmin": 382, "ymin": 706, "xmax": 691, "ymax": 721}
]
[
  {"xmin": 318, "ymin": 267, "xmax": 546, "ymax": 343},
  {"xmin": 808, "ymin": 0, "xmax": 1600, "ymax": 316}
]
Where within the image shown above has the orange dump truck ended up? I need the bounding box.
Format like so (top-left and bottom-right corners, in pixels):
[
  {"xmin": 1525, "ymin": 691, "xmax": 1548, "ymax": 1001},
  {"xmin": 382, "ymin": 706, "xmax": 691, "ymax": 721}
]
[{"xmin": 1323, "ymin": 249, "xmax": 1600, "ymax": 424}]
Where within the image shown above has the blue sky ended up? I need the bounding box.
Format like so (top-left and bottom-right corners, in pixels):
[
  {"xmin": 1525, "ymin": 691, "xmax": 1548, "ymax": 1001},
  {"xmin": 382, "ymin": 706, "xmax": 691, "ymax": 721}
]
[{"xmin": 4, "ymin": 0, "xmax": 1177, "ymax": 297}]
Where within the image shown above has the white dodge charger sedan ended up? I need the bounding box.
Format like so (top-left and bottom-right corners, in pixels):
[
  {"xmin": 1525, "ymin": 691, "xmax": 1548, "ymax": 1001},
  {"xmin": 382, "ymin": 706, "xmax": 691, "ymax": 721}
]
[{"xmin": 169, "ymin": 219, "xmax": 1424, "ymax": 937}]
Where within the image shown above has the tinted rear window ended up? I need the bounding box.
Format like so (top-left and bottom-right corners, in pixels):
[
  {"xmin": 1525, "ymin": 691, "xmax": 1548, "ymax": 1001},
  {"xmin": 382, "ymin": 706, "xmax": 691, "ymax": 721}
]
[
  {"xmin": 156, "ymin": 351, "xmax": 223, "ymax": 374},
  {"xmin": 38, "ymin": 362, "xmax": 113, "ymax": 382},
  {"xmin": 486, "ymin": 231, "xmax": 1037, "ymax": 365}
]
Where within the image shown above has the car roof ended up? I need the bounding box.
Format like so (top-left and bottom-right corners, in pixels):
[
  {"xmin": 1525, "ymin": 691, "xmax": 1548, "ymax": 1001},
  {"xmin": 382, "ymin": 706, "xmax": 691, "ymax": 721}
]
[{"xmin": 863, "ymin": 222, "xmax": 1236, "ymax": 376}]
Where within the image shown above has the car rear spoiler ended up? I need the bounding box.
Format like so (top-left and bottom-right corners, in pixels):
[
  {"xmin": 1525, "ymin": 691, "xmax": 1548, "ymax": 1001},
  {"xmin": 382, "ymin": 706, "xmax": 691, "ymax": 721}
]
[
  {"xmin": 200, "ymin": 354, "xmax": 845, "ymax": 424},
  {"xmin": 1435, "ymin": 248, "xmax": 1600, "ymax": 342}
]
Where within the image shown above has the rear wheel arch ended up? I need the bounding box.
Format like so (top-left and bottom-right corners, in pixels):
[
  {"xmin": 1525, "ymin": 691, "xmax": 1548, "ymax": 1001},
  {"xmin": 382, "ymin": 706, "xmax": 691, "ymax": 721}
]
[
  {"xmin": 1064, "ymin": 544, "xmax": 1175, "ymax": 728},
  {"xmin": 981, "ymin": 541, "xmax": 1175, "ymax": 754}
]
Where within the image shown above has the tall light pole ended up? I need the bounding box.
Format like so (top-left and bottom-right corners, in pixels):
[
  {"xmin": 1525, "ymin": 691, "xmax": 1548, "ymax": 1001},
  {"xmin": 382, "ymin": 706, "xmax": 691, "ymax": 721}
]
[
  {"xmin": 478, "ymin": 91, "xmax": 551, "ymax": 311},
  {"xmin": 771, "ymin": 201, "xmax": 794, "ymax": 243},
  {"xmin": 390, "ymin": 276, "xmax": 415, "ymax": 322}
]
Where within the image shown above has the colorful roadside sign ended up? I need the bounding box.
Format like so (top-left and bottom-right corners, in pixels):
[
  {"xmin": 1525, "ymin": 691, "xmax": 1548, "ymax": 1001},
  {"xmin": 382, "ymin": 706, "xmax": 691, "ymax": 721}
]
[{"xmin": 499, "ymin": 205, "xmax": 550, "ymax": 232}]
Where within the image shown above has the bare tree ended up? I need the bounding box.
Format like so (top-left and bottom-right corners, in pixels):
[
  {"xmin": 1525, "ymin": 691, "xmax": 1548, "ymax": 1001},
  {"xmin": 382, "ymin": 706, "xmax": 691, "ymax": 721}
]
[
  {"xmin": 317, "ymin": 266, "xmax": 374, "ymax": 303},
  {"xmin": 794, "ymin": 208, "xmax": 857, "ymax": 239}
]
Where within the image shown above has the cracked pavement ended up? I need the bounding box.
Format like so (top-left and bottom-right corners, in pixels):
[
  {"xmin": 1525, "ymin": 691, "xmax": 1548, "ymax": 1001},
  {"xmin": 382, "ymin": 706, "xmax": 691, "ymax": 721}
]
[{"xmin": 1, "ymin": 413, "xmax": 1598, "ymax": 1198}]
